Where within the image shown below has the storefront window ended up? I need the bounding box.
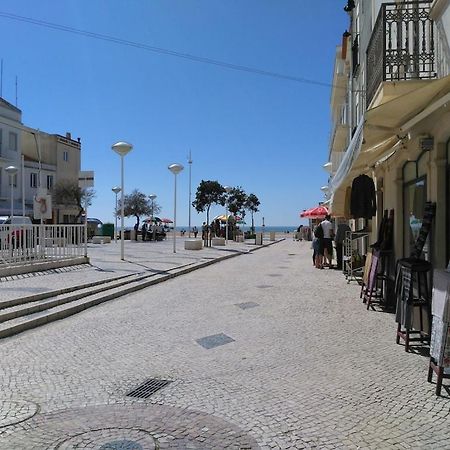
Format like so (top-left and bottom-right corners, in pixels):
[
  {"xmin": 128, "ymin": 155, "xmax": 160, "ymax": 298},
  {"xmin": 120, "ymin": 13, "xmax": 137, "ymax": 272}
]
[{"xmin": 403, "ymin": 152, "xmax": 429, "ymax": 259}]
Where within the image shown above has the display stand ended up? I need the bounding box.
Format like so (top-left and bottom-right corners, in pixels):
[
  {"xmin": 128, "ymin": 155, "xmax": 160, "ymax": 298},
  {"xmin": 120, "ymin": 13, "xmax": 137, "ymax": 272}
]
[
  {"xmin": 343, "ymin": 231, "xmax": 368, "ymax": 284},
  {"xmin": 395, "ymin": 258, "xmax": 432, "ymax": 352},
  {"xmin": 363, "ymin": 249, "xmax": 393, "ymax": 310},
  {"xmin": 428, "ymin": 269, "xmax": 450, "ymax": 395}
]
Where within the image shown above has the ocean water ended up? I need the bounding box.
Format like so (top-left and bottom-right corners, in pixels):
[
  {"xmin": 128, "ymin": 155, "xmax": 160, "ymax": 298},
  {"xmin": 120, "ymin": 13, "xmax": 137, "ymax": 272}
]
[{"xmin": 126, "ymin": 225, "xmax": 297, "ymax": 233}]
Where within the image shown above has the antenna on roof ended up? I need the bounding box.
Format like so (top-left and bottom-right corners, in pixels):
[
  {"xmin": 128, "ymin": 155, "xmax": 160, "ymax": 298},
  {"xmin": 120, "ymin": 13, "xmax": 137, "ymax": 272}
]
[{"xmin": 15, "ymin": 75, "xmax": 18, "ymax": 106}]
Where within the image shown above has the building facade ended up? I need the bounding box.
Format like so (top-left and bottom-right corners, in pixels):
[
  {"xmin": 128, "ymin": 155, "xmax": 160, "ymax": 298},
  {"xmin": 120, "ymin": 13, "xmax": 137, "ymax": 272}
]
[
  {"xmin": 0, "ymin": 96, "xmax": 81, "ymax": 222},
  {"xmin": 327, "ymin": 0, "xmax": 450, "ymax": 270}
]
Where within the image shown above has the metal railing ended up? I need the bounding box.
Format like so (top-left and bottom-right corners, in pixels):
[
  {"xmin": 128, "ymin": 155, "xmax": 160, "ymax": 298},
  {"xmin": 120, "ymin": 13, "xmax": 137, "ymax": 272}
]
[
  {"xmin": 0, "ymin": 224, "xmax": 85, "ymax": 266},
  {"xmin": 366, "ymin": 1, "xmax": 436, "ymax": 107}
]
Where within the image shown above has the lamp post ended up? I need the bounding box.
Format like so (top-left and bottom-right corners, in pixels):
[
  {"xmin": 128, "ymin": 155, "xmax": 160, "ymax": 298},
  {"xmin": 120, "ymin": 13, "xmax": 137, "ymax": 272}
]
[
  {"xmin": 112, "ymin": 141, "xmax": 133, "ymax": 260},
  {"xmin": 5, "ymin": 166, "xmax": 18, "ymax": 218},
  {"xmin": 188, "ymin": 150, "xmax": 192, "ymax": 237},
  {"xmin": 112, "ymin": 186, "xmax": 121, "ymax": 244},
  {"xmin": 224, "ymin": 185, "xmax": 232, "ymax": 244},
  {"xmin": 168, "ymin": 163, "xmax": 184, "ymax": 253},
  {"xmin": 149, "ymin": 193, "xmax": 157, "ymax": 241}
]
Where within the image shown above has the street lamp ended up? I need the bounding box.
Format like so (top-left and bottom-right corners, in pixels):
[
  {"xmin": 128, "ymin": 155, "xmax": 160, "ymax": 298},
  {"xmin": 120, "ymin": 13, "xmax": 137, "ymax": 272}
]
[
  {"xmin": 5, "ymin": 166, "xmax": 18, "ymax": 218},
  {"xmin": 168, "ymin": 163, "xmax": 184, "ymax": 253},
  {"xmin": 224, "ymin": 185, "xmax": 232, "ymax": 245},
  {"xmin": 112, "ymin": 141, "xmax": 133, "ymax": 260},
  {"xmin": 149, "ymin": 193, "xmax": 157, "ymax": 241},
  {"xmin": 112, "ymin": 186, "xmax": 121, "ymax": 244}
]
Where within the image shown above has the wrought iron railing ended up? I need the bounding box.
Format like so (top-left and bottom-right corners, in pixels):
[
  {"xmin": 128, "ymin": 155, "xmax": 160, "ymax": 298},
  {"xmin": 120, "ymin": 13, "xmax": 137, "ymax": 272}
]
[
  {"xmin": 0, "ymin": 224, "xmax": 85, "ymax": 266},
  {"xmin": 366, "ymin": 1, "xmax": 436, "ymax": 107}
]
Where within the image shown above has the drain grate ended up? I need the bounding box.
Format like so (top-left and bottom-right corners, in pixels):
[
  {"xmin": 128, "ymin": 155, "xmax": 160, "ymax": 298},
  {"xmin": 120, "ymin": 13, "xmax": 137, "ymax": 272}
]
[{"xmin": 126, "ymin": 378, "xmax": 172, "ymax": 399}]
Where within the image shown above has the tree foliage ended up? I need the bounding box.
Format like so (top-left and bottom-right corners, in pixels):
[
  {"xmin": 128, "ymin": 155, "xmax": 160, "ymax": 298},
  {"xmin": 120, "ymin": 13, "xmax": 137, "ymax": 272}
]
[
  {"xmin": 245, "ymin": 193, "xmax": 260, "ymax": 232},
  {"xmin": 53, "ymin": 179, "xmax": 95, "ymax": 222},
  {"xmin": 192, "ymin": 180, "xmax": 226, "ymax": 226},
  {"xmin": 119, "ymin": 189, "xmax": 152, "ymax": 228},
  {"xmin": 227, "ymin": 186, "xmax": 247, "ymax": 218}
]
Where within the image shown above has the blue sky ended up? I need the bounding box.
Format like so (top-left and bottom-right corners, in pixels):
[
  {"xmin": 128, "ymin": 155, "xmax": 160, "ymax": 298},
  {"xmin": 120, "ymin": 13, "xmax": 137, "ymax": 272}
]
[{"xmin": 1, "ymin": 1, "xmax": 348, "ymax": 227}]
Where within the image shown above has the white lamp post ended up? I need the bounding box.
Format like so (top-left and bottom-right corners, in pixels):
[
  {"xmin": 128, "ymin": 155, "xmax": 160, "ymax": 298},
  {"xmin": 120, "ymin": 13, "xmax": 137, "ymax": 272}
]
[
  {"xmin": 112, "ymin": 186, "xmax": 121, "ymax": 244},
  {"xmin": 224, "ymin": 185, "xmax": 232, "ymax": 245},
  {"xmin": 149, "ymin": 193, "xmax": 157, "ymax": 241},
  {"xmin": 5, "ymin": 166, "xmax": 18, "ymax": 219},
  {"xmin": 168, "ymin": 163, "xmax": 184, "ymax": 253},
  {"xmin": 112, "ymin": 141, "xmax": 133, "ymax": 260}
]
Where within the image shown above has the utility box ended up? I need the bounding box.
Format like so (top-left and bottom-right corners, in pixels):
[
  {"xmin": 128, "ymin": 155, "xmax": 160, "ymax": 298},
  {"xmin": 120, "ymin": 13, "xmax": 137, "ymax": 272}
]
[
  {"xmin": 101, "ymin": 223, "xmax": 114, "ymax": 238},
  {"xmin": 255, "ymin": 233, "xmax": 263, "ymax": 245},
  {"xmin": 270, "ymin": 232, "xmax": 275, "ymax": 241}
]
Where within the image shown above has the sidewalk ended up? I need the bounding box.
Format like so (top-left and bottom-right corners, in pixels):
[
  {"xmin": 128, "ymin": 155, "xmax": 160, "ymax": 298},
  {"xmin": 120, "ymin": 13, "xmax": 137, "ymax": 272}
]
[{"xmin": 0, "ymin": 235, "xmax": 282, "ymax": 302}]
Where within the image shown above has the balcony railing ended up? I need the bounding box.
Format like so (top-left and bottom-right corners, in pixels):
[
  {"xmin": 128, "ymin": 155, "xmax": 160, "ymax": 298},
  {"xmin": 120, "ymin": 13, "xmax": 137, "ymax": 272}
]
[{"xmin": 366, "ymin": 1, "xmax": 436, "ymax": 107}]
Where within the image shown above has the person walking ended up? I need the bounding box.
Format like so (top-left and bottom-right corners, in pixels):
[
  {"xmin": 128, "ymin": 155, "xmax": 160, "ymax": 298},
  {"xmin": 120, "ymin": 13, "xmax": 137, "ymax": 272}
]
[
  {"xmin": 320, "ymin": 214, "xmax": 334, "ymax": 268},
  {"xmin": 193, "ymin": 226, "xmax": 198, "ymax": 238},
  {"xmin": 141, "ymin": 222, "xmax": 147, "ymax": 241}
]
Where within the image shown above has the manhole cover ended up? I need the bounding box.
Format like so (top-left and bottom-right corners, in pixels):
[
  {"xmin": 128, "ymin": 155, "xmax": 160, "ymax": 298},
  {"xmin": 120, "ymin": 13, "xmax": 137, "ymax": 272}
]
[
  {"xmin": 236, "ymin": 302, "xmax": 259, "ymax": 310},
  {"xmin": 56, "ymin": 428, "xmax": 156, "ymax": 449},
  {"xmin": 196, "ymin": 333, "xmax": 235, "ymax": 349},
  {"xmin": 126, "ymin": 379, "xmax": 172, "ymax": 399},
  {"xmin": 0, "ymin": 399, "xmax": 39, "ymax": 428}
]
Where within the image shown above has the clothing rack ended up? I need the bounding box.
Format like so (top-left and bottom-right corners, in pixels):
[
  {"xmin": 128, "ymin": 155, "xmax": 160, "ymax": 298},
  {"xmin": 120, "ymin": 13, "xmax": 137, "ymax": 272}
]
[{"xmin": 343, "ymin": 231, "xmax": 369, "ymax": 284}]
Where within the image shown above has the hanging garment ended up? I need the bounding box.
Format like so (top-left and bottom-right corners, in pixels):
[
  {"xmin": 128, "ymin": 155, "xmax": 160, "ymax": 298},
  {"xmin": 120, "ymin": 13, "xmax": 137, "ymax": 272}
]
[{"xmin": 350, "ymin": 174, "xmax": 377, "ymax": 219}]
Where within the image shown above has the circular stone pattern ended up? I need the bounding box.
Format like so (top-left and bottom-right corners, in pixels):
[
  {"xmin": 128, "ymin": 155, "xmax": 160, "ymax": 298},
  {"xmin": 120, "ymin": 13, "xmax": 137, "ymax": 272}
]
[
  {"xmin": 3, "ymin": 404, "xmax": 260, "ymax": 449},
  {"xmin": 58, "ymin": 429, "xmax": 155, "ymax": 450},
  {"xmin": 0, "ymin": 399, "xmax": 39, "ymax": 428}
]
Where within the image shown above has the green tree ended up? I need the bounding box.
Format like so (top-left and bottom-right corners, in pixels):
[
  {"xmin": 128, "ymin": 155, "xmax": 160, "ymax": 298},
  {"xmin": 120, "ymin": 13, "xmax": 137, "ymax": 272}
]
[
  {"xmin": 119, "ymin": 189, "xmax": 151, "ymax": 231},
  {"xmin": 245, "ymin": 193, "xmax": 260, "ymax": 233},
  {"xmin": 227, "ymin": 186, "xmax": 247, "ymax": 217},
  {"xmin": 192, "ymin": 180, "xmax": 226, "ymax": 226},
  {"xmin": 53, "ymin": 179, "xmax": 95, "ymax": 223}
]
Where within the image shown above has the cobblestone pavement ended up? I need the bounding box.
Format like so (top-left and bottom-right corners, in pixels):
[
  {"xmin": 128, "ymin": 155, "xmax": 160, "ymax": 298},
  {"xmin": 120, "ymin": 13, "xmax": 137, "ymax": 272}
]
[
  {"xmin": 0, "ymin": 239, "xmax": 449, "ymax": 449},
  {"xmin": 0, "ymin": 236, "xmax": 266, "ymax": 302}
]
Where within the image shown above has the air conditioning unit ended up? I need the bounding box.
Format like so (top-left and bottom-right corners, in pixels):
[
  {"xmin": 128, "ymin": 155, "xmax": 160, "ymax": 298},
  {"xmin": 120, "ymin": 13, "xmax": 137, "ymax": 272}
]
[{"xmin": 420, "ymin": 137, "xmax": 433, "ymax": 151}]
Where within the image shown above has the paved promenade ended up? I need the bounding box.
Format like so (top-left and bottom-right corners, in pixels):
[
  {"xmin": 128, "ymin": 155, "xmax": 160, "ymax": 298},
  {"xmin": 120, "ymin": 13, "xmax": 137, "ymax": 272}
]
[{"xmin": 0, "ymin": 238, "xmax": 449, "ymax": 449}]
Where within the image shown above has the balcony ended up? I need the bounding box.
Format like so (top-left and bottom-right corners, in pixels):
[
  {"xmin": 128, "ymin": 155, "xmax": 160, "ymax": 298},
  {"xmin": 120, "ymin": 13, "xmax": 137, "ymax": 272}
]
[{"xmin": 366, "ymin": 1, "xmax": 436, "ymax": 107}]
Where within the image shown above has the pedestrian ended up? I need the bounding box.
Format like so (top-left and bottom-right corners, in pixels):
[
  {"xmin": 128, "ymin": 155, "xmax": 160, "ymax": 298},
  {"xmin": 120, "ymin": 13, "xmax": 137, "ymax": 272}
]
[
  {"xmin": 193, "ymin": 226, "xmax": 198, "ymax": 238},
  {"xmin": 202, "ymin": 222, "xmax": 208, "ymax": 246},
  {"xmin": 141, "ymin": 222, "xmax": 147, "ymax": 241},
  {"xmin": 134, "ymin": 222, "xmax": 139, "ymax": 241},
  {"xmin": 320, "ymin": 214, "xmax": 334, "ymax": 268},
  {"xmin": 313, "ymin": 224, "xmax": 324, "ymax": 269}
]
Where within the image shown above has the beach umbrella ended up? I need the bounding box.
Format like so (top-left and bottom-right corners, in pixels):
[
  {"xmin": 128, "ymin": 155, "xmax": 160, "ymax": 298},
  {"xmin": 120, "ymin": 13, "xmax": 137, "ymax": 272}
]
[
  {"xmin": 161, "ymin": 218, "xmax": 173, "ymax": 224},
  {"xmin": 144, "ymin": 217, "xmax": 162, "ymax": 223},
  {"xmin": 300, "ymin": 205, "xmax": 329, "ymax": 219}
]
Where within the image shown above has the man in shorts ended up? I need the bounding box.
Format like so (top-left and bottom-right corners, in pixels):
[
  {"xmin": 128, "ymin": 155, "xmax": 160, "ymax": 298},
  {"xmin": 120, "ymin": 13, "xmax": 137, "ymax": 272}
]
[{"xmin": 320, "ymin": 214, "xmax": 334, "ymax": 268}]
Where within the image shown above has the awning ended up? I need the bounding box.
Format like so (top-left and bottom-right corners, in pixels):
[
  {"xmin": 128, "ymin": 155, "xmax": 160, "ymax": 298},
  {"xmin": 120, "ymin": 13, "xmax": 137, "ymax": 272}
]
[{"xmin": 328, "ymin": 74, "xmax": 450, "ymax": 216}]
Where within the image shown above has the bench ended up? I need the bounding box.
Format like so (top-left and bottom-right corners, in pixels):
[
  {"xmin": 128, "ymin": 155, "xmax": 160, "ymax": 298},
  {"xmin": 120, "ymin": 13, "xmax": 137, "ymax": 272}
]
[
  {"xmin": 211, "ymin": 237, "xmax": 225, "ymax": 246},
  {"xmin": 184, "ymin": 239, "xmax": 203, "ymax": 250},
  {"xmin": 92, "ymin": 236, "xmax": 111, "ymax": 244}
]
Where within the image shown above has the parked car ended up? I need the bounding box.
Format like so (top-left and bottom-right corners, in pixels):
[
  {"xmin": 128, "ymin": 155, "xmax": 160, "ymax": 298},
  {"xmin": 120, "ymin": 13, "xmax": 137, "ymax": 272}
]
[{"xmin": 0, "ymin": 216, "xmax": 33, "ymax": 247}]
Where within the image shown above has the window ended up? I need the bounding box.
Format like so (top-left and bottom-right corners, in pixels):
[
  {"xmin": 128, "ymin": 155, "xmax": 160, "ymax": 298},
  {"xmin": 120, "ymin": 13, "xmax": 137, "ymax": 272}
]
[
  {"xmin": 9, "ymin": 132, "xmax": 17, "ymax": 151},
  {"xmin": 403, "ymin": 152, "xmax": 429, "ymax": 260},
  {"xmin": 47, "ymin": 175, "xmax": 54, "ymax": 190},
  {"xmin": 63, "ymin": 151, "xmax": 69, "ymax": 161},
  {"xmin": 30, "ymin": 172, "xmax": 38, "ymax": 188}
]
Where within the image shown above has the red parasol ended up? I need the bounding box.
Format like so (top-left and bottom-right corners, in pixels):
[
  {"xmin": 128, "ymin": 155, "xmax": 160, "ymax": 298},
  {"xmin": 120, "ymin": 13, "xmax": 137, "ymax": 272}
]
[
  {"xmin": 161, "ymin": 218, "xmax": 173, "ymax": 224},
  {"xmin": 300, "ymin": 205, "xmax": 329, "ymax": 219}
]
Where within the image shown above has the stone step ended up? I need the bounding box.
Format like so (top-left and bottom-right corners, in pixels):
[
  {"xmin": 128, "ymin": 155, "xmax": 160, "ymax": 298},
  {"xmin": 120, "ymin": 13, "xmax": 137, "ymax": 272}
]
[{"xmin": 0, "ymin": 272, "xmax": 151, "ymax": 324}]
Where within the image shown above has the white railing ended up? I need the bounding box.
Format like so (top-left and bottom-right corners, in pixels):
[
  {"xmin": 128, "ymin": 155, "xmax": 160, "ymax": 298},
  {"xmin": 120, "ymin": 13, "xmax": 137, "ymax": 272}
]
[{"xmin": 0, "ymin": 224, "xmax": 85, "ymax": 266}]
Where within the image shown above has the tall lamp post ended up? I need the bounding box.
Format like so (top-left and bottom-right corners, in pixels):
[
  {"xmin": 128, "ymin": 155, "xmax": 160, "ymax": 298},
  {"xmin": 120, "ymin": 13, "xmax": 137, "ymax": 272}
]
[
  {"xmin": 5, "ymin": 166, "xmax": 18, "ymax": 218},
  {"xmin": 112, "ymin": 141, "xmax": 133, "ymax": 260},
  {"xmin": 149, "ymin": 193, "xmax": 157, "ymax": 241},
  {"xmin": 111, "ymin": 186, "xmax": 121, "ymax": 244},
  {"xmin": 168, "ymin": 163, "xmax": 184, "ymax": 253},
  {"xmin": 188, "ymin": 151, "xmax": 192, "ymax": 237},
  {"xmin": 224, "ymin": 185, "xmax": 232, "ymax": 245}
]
